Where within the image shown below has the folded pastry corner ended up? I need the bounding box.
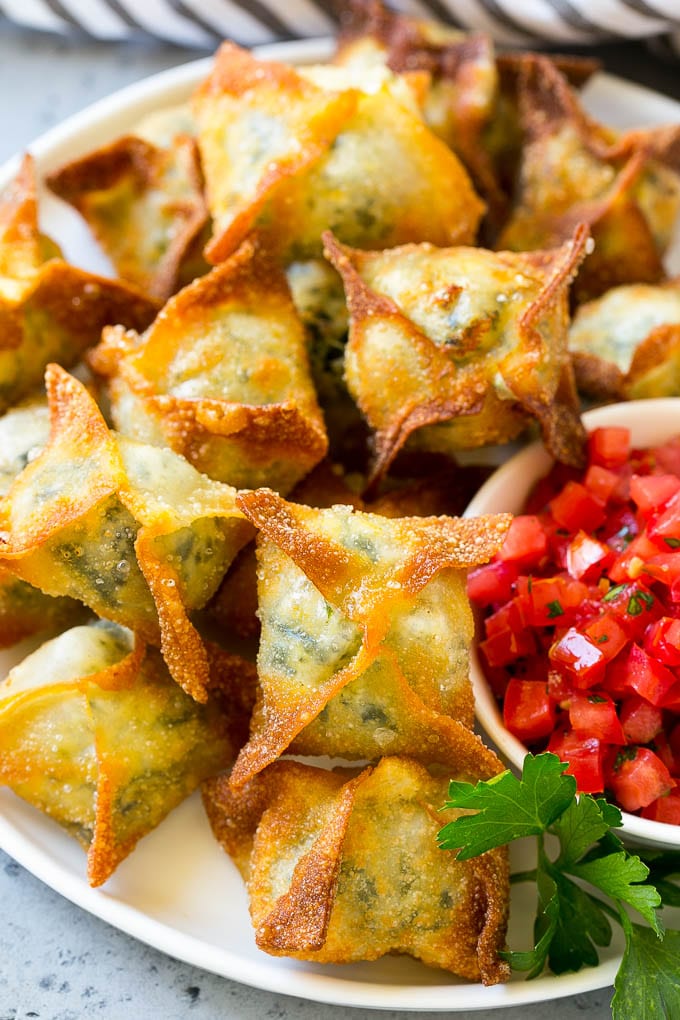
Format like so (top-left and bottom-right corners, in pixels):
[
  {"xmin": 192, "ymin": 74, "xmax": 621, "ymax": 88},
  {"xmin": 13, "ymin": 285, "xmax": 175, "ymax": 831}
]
[
  {"xmin": 203, "ymin": 756, "xmax": 510, "ymax": 984},
  {"xmin": 0, "ymin": 154, "xmax": 157, "ymax": 413},
  {"xmin": 0, "ymin": 621, "xmax": 256, "ymax": 886},
  {"xmin": 229, "ymin": 488, "xmax": 510, "ymax": 786}
]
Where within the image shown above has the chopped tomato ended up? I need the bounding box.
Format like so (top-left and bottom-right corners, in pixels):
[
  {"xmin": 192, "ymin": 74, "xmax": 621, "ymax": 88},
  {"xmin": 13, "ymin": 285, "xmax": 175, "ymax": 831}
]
[
  {"xmin": 630, "ymin": 473, "xmax": 680, "ymax": 515},
  {"xmin": 497, "ymin": 515, "xmax": 547, "ymax": 568},
  {"xmin": 619, "ymin": 644, "xmax": 677, "ymax": 706},
  {"xmin": 644, "ymin": 617, "xmax": 680, "ymax": 666},
  {"xmin": 648, "ymin": 490, "xmax": 680, "ymax": 542},
  {"xmin": 568, "ymin": 693, "xmax": 625, "ymax": 744},
  {"xmin": 607, "ymin": 747, "xmax": 675, "ymax": 812},
  {"xmin": 619, "ymin": 695, "xmax": 663, "ymax": 744},
  {"xmin": 549, "ymin": 481, "xmax": 606, "ymax": 533},
  {"xmin": 566, "ymin": 531, "xmax": 612, "ymax": 581},
  {"xmin": 642, "ymin": 789, "xmax": 680, "ymax": 824},
  {"xmin": 503, "ymin": 679, "xmax": 556, "ymax": 744},
  {"xmin": 467, "ymin": 559, "xmax": 518, "ymax": 606},
  {"xmin": 588, "ymin": 427, "xmax": 630, "ymax": 468},
  {"xmin": 584, "ymin": 464, "xmax": 620, "ymax": 504},
  {"xmin": 583, "ymin": 613, "xmax": 628, "ymax": 662},
  {"xmin": 471, "ymin": 428, "xmax": 680, "ymax": 823},
  {"xmin": 549, "ymin": 629, "xmax": 606, "ymax": 688},
  {"xmin": 548, "ymin": 730, "xmax": 605, "ymax": 794}
]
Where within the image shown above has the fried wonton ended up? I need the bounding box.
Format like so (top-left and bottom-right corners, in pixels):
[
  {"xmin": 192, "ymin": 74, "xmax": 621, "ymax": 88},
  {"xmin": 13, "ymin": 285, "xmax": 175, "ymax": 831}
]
[
  {"xmin": 0, "ymin": 155, "xmax": 156, "ymax": 414},
  {"xmin": 324, "ymin": 227, "xmax": 588, "ymax": 484},
  {"xmin": 204, "ymin": 756, "xmax": 509, "ymax": 984},
  {"xmin": 193, "ymin": 42, "xmax": 484, "ymax": 265},
  {"xmin": 497, "ymin": 56, "xmax": 680, "ymax": 303},
  {"xmin": 0, "ymin": 394, "xmax": 87, "ymax": 645},
  {"xmin": 47, "ymin": 135, "xmax": 209, "ymax": 303},
  {"xmin": 207, "ymin": 461, "xmax": 364, "ymax": 643},
  {"xmin": 0, "ymin": 366, "xmax": 252, "ymax": 701},
  {"xmin": 89, "ymin": 242, "xmax": 328, "ymax": 493},
  {"xmin": 0, "ymin": 621, "xmax": 255, "ymax": 886},
  {"xmin": 229, "ymin": 489, "xmax": 510, "ymax": 785},
  {"xmin": 569, "ymin": 279, "xmax": 680, "ymax": 400},
  {"xmin": 134, "ymin": 103, "xmax": 197, "ymax": 147},
  {"xmin": 335, "ymin": 0, "xmax": 502, "ymax": 224}
]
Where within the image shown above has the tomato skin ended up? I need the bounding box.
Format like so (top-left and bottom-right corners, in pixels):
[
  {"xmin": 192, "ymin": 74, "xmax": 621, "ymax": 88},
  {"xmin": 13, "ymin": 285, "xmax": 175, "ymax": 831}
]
[
  {"xmin": 630, "ymin": 474, "xmax": 680, "ymax": 516},
  {"xmin": 467, "ymin": 559, "xmax": 518, "ymax": 606},
  {"xmin": 644, "ymin": 617, "xmax": 680, "ymax": 666},
  {"xmin": 607, "ymin": 747, "xmax": 675, "ymax": 812},
  {"xmin": 619, "ymin": 695, "xmax": 664, "ymax": 744},
  {"xmin": 566, "ymin": 531, "xmax": 612, "ymax": 582},
  {"xmin": 620, "ymin": 644, "xmax": 677, "ymax": 707},
  {"xmin": 648, "ymin": 490, "xmax": 680, "ymax": 542},
  {"xmin": 480, "ymin": 626, "xmax": 536, "ymax": 669},
  {"xmin": 584, "ymin": 613, "xmax": 628, "ymax": 662},
  {"xmin": 550, "ymin": 481, "xmax": 606, "ymax": 533},
  {"xmin": 549, "ymin": 629, "xmax": 607, "ymax": 688},
  {"xmin": 515, "ymin": 575, "xmax": 589, "ymax": 627},
  {"xmin": 584, "ymin": 464, "xmax": 620, "ymax": 504},
  {"xmin": 642, "ymin": 789, "xmax": 680, "ymax": 824},
  {"xmin": 588, "ymin": 427, "xmax": 631, "ymax": 468},
  {"xmin": 497, "ymin": 515, "xmax": 547, "ymax": 568},
  {"xmin": 568, "ymin": 692, "xmax": 626, "ymax": 744},
  {"xmin": 503, "ymin": 679, "xmax": 556, "ymax": 744},
  {"xmin": 548, "ymin": 730, "xmax": 605, "ymax": 794}
]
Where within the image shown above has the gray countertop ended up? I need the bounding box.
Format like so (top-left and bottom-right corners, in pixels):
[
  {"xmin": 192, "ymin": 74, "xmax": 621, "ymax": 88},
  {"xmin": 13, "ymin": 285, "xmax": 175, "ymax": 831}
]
[{"xmin": 1, "ymin": 18, "xmax": 678, "ymax": 1020}]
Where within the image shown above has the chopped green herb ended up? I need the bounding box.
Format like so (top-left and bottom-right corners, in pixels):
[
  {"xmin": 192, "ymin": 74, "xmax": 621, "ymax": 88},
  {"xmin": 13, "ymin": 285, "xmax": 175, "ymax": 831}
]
[
  {"xmin": 588, "ymin": 694, "xmax": 608, "ymax": 704},
  {"xmin": 596, "ymin": 634, "xmax": 610, "ymax": 644},
  {"xmin": 603, "ymin": 583, "xmax": 627, "ymax": 603},
  {"xmin": 546, "ymin": 600, "xmax": 564, "ymax": 618},
  {"xmin": 664, "ymin": 538, "xmax": 680, "ymax": 549},
  {"xmin": 627, "ymin": 591, "xmax": 654, "ymax": 616}
]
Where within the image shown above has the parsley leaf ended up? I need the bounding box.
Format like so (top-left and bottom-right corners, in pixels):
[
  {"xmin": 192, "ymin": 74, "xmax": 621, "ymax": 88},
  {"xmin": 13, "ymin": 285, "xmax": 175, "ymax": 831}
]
[
  {"xmin": 568, "ymin": 854, "xmax": 662, "ymax": 933},
  {"xmin": 545, "ymin": 870, "xmax": 611, "ymax": 974},
  {"xmin": 612, "ymin": 920, "xmax": 680, "ymax": 1020},
  {"xmin": 550, "ymin": 795, "xmax": 613, "ymax": 867},
  {"xmin": 439, "ymin": 752, "xmax": 675, "ymax": 996},
  {"xmin": 438, "ymin": 754, "xmax": 575, "ymax": 859}
]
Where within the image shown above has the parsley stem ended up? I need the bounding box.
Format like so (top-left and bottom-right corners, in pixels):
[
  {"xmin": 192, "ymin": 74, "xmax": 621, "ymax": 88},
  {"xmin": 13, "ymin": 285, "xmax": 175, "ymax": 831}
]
[{"xmin": 510, "ymin": 869, "xmax": 538, "ymax": 884}]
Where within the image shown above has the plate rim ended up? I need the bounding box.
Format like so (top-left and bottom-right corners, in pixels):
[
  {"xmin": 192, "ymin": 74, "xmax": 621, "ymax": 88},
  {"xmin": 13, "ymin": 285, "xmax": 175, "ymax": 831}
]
[{"xmin": 1, "ymin": 34, "xmax": 679, "ymax": 1012}]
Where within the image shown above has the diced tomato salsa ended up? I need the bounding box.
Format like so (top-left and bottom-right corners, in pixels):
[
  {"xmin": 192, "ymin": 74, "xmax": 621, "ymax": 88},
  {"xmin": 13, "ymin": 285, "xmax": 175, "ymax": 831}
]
[{"xmin": 469, "ymin": 426, "xmax": 680, "ymax": 822}]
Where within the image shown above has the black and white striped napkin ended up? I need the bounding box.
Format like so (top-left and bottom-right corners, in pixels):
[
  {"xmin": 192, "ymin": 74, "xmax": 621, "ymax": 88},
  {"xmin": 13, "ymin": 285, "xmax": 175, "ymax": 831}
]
[{"xmin": 1, "ymin": 0, "xmax": 679, "ymax": 53}]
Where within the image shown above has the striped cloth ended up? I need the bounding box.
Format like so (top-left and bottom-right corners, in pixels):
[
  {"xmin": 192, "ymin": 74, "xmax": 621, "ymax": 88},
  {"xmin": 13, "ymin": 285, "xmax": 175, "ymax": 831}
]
[{"xmin": 1, "ymin": 0, "xmax": 679, "ymax": 53}]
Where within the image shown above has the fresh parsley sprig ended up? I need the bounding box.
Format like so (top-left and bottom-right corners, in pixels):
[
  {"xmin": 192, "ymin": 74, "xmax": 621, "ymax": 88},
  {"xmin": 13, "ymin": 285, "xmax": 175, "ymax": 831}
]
[{"xmin": 438, "ymin": 753, "xmax": 680, "ymax": 1017}]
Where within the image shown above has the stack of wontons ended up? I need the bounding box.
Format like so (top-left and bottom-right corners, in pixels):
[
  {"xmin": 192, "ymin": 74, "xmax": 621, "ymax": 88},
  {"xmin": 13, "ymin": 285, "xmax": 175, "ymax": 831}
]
[{"xmin": 2, "ymin": 0, "xmax": 680, "ymax": 987}]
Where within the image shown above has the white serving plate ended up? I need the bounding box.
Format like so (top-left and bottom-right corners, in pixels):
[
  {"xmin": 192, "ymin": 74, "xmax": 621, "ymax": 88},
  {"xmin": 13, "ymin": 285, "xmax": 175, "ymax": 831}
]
[{"xmin": 1, "ymin": 36, "xmax": 680, "ymax": 1013}]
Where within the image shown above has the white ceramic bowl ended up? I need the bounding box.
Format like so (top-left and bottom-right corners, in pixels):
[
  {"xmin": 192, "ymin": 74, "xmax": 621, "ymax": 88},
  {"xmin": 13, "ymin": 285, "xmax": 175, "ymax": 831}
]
[{"xmin": 466, "ymin": 398, "xmax": 680, "ymax": 851}]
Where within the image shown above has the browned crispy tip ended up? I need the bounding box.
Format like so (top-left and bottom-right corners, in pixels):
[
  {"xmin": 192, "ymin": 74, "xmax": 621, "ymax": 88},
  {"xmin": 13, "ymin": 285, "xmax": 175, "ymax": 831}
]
[{"xmin": 47, "ymin": 134, "xmax": 209, "ymax": 302}]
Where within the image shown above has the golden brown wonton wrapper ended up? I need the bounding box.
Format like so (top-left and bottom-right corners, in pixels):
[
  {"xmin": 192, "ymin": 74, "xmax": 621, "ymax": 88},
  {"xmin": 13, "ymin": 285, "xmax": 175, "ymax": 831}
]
[
  {"xmin": 193, "ymin": 42, "xmax": 484, "ymax": 265},
  {"xmin": 324, "ymin": 227, "xmax": 588, "ymax": 484},
  {"xmin": 497, "ymin": 56, "xmax": 680, "ymax": 303},
  {"xmin": 0, "ymin": 155, "xmax": 156, "ymax": 414},
  {"xmin": 0, "ymin": 365, "xmax": 252, "ymax": 701},
  {"xmin": 47, "ymin": 134, "xmax": 209, "ymax": 303},
  {"xmin": 229, "ymin": 489, "xmax": 510, "ymax": 786},
  {"xmin": 204, "ymin": 756, "xmax": 509, "ymax": 984},
  {"xmin": 335, "ymin": 0, "xmax": 502, "ymax": 225},
  {"xmin": 89, "ymin": 241, "xmax": 328, "ymax": 492},
  {"xmin": 569, "ymin": 279, "xmax": 680, "ymax": 400},
  {"xmin": 207, "ymin": 461, "xmax": 363, "ymax": 643},
  {"xmin": 0, "ymin": 621, "xmax": 255, "ymax": 886},
  {"xmin": 0, "ymin": 394, "xmax": 87, "ymax": 645}
]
